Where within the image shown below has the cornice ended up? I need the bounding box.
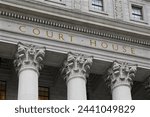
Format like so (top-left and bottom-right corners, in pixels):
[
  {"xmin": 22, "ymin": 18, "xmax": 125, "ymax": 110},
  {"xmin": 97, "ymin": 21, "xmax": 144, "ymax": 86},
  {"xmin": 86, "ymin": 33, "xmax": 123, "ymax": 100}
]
[{"xmin": 1, "ymin": 10, "xmax": 150, "ymax": 47}]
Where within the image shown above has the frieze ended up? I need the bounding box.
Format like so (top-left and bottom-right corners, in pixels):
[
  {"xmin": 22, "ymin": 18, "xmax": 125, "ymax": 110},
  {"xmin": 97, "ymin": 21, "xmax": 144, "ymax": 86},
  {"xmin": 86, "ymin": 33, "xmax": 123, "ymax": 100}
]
[
  {"xmin": 1, "ymin": 20, "xmax": 150, "ymax": 59},
  {"xmin": 0, "ymin": 10, "xmax": 150, "ymax": 47}
]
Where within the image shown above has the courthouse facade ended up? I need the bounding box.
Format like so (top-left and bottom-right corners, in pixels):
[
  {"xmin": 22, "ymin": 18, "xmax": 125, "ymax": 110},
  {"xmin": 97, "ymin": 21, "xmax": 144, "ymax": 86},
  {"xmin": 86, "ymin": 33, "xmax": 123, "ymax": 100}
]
[{"xmin": 0, "ymin": 0, "xmax": 150, "ymax": 100}]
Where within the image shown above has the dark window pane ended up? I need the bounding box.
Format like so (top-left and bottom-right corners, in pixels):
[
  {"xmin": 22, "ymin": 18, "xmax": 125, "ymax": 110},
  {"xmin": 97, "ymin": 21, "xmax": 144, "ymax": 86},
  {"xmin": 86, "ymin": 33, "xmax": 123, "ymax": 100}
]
[
  {"xmin": 0, "ymin": 81, "xmax": 6, "ymax": 100},
  {"xmin": 92, "ymin": 0, "xmax": 103, "ymax": 11},
  {"xmin": 132, "ymin": 5, "xmax": 143, "ymax": 20},
  {"xmin": 39, "ymin": 86, "xmax": 49, "ymax": 100}
]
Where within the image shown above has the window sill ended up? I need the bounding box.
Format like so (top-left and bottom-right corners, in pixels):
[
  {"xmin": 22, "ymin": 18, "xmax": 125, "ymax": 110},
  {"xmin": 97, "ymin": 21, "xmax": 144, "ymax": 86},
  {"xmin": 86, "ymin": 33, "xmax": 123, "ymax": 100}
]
[
  {"xmin": 130, "ymin": 18, "xmax": 148, "ymax": 24},
  {"xmin": 89, "ymin": 9, "xmax": 108, "ymax": 16},
  {"xmin": 44, "ymin": 0, "xmax": 66, "ymax": 5}
]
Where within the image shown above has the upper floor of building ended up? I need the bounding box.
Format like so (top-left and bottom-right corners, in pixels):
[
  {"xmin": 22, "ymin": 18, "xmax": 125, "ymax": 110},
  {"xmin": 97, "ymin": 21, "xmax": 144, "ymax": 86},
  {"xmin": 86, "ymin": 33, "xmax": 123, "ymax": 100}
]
[{"xmin": 18, "ymin": 0, "xmax": 150, "ymax": 26}]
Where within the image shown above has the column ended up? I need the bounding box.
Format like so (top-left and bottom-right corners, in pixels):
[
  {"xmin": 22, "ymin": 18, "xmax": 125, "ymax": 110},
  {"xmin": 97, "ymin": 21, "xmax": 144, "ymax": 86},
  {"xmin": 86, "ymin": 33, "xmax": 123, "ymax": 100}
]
[
  {"xmin": 62, "ymin": 52, "xmax": 93, "ymax": 100},
  {"xmin": 106, "ymin": 61, "xmax": 137, "ymax": 100},
  {"xmin": 14, "ymin": 42, "xmax": 45, "ymax": 100}
]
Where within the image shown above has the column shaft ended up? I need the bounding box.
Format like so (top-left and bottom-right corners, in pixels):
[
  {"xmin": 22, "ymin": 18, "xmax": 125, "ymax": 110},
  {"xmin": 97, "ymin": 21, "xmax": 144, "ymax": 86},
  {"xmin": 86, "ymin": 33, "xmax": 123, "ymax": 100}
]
[
  {"xmin": 67, "ymin": 77, "xmax": 86, "ymax": 100},
  {"xmin": 112, "ymin": 86, "xmax": 132, "ymax": 100},
  {"xmin": 18, "ymin": 69, "xmax": 38, "ymax": 100}
]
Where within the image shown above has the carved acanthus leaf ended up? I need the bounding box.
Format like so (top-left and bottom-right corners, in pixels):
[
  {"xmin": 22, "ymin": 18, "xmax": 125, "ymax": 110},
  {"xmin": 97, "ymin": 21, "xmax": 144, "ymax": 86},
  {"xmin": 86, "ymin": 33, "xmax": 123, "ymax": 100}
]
[
  {"xmin": 62, "ymin": 52, "xmax": 93, "ymax": 80},
  {"xmin": 14, "ymin": 42, "xmax": 46, "ymax": 72},
  {"xmin": 106, "ymin": 61, "xmax": 137, "ymax": 89}
]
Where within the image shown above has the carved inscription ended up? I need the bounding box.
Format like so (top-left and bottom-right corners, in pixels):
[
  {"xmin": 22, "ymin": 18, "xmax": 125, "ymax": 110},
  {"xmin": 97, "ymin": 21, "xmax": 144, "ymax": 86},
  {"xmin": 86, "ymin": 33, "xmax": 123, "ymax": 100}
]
[{"xmin": 18, "ymin": 25, "xmax": 136, "ymax": 55}]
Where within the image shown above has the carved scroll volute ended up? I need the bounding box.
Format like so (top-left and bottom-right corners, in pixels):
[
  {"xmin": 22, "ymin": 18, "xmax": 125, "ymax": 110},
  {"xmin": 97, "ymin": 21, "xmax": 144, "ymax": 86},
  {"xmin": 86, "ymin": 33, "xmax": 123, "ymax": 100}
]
[
  {"xmin": 106, "ymin": 61, "xmax": 137, "ymax": 90},
  {"xmin": 62, "ymin": 52, "xmax": 93, "ymax": 81},
  {"xmin": 14, "ymin": 42, "xmax": 46, "ymax": 73}
]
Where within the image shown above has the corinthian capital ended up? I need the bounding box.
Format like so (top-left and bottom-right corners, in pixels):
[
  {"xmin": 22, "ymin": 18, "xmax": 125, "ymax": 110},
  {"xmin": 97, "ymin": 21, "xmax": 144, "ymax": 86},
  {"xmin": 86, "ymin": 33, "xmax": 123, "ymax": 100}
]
[
  {"xmin": 14, "ymin": 42, "xmax": 46, "ymax": 74},
  {"xmin": 106, "ymin": 61, "xmax": 137, "ymax": 90},
  {"xmin": 62, "ymin": 52, "xmax": 93, "ymax": 81}
]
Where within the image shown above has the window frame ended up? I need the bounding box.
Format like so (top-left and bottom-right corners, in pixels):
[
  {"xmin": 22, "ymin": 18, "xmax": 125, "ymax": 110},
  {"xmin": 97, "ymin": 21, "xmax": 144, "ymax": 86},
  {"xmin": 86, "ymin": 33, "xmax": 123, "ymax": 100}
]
[
  {"xmin": 89, "ymin": 0, "xmax": 107, "ymax": 14},
  {"xmin": 0, "ymin": 80, "xmax": 6, "ymax": 100},
  {"xmin": 131, "ymin": 5, "xmax": 143, "ymax": 20},
  {"xmin": 129, "ymin": 1, "xmax": 148, "ymax": 24}
]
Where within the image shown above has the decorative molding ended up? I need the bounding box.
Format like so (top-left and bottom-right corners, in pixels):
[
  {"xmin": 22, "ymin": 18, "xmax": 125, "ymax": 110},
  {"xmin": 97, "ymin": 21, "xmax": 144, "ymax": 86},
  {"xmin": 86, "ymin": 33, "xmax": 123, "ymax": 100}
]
[
  {"xmin": 44, "ymin": 0, "xmax": 66, "ymax": 5},
  {"xmin": 114, "ymin": 0, "xmax": 123, "ymax": 20},
  {"xmin": 0, "ymin": 10, "xmax": 150, "ymax": 46},
  {"xmin": 14, "ymin": 42, "xmax": 46, "ymax": 74},
  {"xmin": 106, "ymin": 61, "xmax": 137, "ymax": 90},
  {"xmin": 74, "ymin": 0, "xmax": 81, "ymax": 10},
  {"xmin": 61, "ymin": 52, "xmax": 93, "ymax": 82}
]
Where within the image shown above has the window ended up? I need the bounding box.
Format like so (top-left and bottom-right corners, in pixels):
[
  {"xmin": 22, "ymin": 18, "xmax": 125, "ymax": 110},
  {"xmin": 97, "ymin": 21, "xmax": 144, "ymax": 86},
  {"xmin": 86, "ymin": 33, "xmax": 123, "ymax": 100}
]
[
  {"xmin": 0, "ymin": 81, "xmax": 6, "ymax": 100},
  {"xmin": 132, "ymin": 5, "xmax": 143, "ymax": 20},
  {"xmin": 92, "ymin": 0, "xmax": 103, "ymax": 11},
  {"xmin": 89, "ymin": 0, "xmax": 107, "ymax": 14},
  {"xmin": 129, "ymin": 2, "xmax": 148, "ymax": 23},
  {"xmin": 39, "ymin": 86, "xmax": 49, "ymax": 100}
]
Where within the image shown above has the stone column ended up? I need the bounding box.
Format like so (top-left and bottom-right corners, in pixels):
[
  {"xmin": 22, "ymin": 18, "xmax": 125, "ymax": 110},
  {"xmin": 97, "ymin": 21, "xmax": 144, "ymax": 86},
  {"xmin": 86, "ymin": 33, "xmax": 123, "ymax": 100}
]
[
  {"xmin": 106, "ymin": 61, "xmax": 137, "ymax": 100},
  {"xmin": 14, "ymin": 42, "xmax": 45, "ymax": 100},
  {"xmin": 62, "ymin": 52, "xmax": 93, "ymax": 100}
]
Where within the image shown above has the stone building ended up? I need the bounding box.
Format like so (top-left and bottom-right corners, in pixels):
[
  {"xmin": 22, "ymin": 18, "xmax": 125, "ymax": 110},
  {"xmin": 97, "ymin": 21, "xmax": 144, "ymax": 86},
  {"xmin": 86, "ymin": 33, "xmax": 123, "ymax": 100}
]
[{"xmin": 0, "ymin": 0, "xmax": 150, "ymax": 100}]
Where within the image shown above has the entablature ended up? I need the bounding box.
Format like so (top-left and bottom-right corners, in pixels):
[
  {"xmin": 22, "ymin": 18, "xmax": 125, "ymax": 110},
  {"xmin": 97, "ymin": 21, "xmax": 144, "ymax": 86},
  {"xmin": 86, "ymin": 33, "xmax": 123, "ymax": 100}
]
[
  {"xmin": 0, "ymin": 8, "xmax": 150, "ymax": 48},
  {"xmin": 0, "ymin": 0, "xmax": 150, "ymax": 42},
  {"xmin": 0, "ymin": 17, "xmax": 150, "ymax": 70}
]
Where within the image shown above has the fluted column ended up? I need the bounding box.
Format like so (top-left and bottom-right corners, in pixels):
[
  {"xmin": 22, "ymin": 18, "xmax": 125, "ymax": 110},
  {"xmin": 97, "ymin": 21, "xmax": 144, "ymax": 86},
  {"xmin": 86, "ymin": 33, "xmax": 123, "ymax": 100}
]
[
  {"xmin": 14, "ymin": 42, "xmax": 45, "ymax": 100},
  {"xmin": 106, "ymin": 61, "xmax": 137, "ymax": 100},
  {"xmin": 62, "ymin": 52, "xmax": 93, "ymax": 100}
]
